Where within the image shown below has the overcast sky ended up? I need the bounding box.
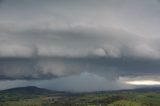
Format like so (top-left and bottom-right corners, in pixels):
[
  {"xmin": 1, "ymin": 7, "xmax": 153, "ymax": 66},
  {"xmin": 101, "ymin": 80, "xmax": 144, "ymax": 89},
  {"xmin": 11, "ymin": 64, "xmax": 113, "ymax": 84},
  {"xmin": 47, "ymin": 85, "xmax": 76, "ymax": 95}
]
[{"xmin": 0, "ymin": 0, "xmax": 160, "ymax": 92}]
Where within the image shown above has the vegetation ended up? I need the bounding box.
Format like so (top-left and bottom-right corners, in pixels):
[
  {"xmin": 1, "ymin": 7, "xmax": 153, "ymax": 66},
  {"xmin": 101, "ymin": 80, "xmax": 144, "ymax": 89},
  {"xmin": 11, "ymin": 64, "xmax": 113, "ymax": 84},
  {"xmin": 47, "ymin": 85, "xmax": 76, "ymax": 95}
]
[{"xmin": 0, "ymin": 86, "xmax": 160, "ymax": 106}]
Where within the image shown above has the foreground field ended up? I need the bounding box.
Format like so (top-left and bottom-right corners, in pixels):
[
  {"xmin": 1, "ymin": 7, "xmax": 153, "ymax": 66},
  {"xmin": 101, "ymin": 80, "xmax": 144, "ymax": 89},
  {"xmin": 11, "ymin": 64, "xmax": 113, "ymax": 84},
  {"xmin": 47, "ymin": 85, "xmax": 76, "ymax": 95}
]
[{"xmin": 0, "ymin": 86, "xmax": 160, "ymax": 106}]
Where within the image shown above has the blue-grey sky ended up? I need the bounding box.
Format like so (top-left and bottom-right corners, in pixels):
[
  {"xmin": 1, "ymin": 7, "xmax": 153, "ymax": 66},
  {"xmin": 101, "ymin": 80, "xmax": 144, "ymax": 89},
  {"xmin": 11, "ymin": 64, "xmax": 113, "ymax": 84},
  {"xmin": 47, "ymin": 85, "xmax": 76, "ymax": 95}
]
[{"xmin": 0, "ymin": 0, "xmax": 160, "ymax": 92}]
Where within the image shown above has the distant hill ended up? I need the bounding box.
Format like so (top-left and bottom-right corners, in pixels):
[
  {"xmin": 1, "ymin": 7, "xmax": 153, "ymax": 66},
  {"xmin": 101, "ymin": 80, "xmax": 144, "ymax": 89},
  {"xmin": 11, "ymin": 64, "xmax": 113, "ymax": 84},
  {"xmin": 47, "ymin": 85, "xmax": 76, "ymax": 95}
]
[
  {"xmin": 1, "ymin": 86, "xmax": 160, "ymax": 96},
  {"xmin": 129, "ymin": 87, "xmax": 160, "ymax": 92},
  {"xmin": 0, "ymin": 86, "xmax": 68, "ymax": 96},
  {"xmin": 84, "ymin": 87, "xmax": 160, "ymax": 94},
  {"xmin": 110, "ymin": 87, "xmax": 160, "ymax": 93}
]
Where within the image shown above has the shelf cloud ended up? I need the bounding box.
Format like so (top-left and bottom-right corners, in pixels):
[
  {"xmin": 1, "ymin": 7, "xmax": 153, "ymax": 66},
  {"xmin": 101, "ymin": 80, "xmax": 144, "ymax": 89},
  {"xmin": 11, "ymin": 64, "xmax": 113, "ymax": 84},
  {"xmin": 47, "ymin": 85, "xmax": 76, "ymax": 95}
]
[{"xmin": 0, "ymin": 0, "xmax": 160, "ymax": 91}]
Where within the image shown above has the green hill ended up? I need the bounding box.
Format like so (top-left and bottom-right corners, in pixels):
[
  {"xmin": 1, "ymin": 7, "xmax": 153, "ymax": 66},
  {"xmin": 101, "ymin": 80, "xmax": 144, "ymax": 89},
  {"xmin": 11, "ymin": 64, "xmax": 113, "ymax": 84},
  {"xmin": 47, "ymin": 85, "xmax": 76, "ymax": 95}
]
[{"xmin": 0, "ymin": 86, "xmax": 53, "ymax": 95}]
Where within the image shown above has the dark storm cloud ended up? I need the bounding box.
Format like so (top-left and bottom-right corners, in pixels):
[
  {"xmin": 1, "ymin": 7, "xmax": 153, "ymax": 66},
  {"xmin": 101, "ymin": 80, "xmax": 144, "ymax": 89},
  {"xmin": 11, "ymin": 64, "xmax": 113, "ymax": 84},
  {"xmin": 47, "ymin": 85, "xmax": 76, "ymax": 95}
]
[
  {"xmin": 0, "ymin": 0, "xmax": 3, "ymax": 4},
  {"xmin": 1, "ymin": 56, "xmax": 160, "ymax": 91},
  {"xmin": 0, "ymin": 57, "xmax": 160, "ymax": 80},
  {"xmin": 0, "ymin": 57, "xmax": 84, "ymax": 80},
  {"xmin": 0, "ymin": 0, "xmax": 160, "ymax": 91}
]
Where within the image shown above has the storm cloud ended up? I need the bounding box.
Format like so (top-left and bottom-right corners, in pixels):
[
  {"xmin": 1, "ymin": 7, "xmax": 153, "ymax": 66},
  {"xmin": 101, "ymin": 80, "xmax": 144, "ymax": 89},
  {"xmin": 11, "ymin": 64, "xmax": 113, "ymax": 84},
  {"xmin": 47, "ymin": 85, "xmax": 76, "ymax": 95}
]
[{"xmin": 0, "ymin": 0, "xmax": 160, "ymax": 91}]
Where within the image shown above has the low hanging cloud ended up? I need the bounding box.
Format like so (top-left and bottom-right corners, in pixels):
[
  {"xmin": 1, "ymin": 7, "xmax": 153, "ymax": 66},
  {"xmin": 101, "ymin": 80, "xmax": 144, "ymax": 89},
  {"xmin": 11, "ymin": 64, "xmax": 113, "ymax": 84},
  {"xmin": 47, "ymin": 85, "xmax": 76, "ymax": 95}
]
[
  {"xmin": 0, "ymin": 22, "xmax": 160, "ymax": 80},
  {"xmin": 0, "ymin": 18, "xmax": 160, "ymax": 80},
  {"xmin": 0, "ymin": 56, "xmax": 160, "ymax": 80}
]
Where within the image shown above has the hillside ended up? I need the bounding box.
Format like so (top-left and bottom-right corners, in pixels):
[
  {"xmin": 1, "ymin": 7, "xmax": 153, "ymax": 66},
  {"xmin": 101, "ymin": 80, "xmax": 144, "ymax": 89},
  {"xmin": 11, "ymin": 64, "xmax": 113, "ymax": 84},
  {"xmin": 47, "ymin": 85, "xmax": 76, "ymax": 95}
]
[
  {"xmin": 0, "ymin": 86, "xmax": 54, "ymax": 95},
  {"xmin": 0, "ymin": 86, "xmax": 160, "ymax": 106},
  {"xmin": 0, "ymin": 86, "xmax": 69, "ymax": 103}
]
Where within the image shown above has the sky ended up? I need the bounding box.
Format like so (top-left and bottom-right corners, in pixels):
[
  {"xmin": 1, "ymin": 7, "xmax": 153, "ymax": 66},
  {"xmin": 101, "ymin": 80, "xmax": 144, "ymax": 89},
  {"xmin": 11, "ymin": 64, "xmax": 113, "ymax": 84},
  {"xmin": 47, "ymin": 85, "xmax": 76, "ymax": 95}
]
[{"xmin": 0, "ymin": 0, "xmax": 160, "ymax": 92}]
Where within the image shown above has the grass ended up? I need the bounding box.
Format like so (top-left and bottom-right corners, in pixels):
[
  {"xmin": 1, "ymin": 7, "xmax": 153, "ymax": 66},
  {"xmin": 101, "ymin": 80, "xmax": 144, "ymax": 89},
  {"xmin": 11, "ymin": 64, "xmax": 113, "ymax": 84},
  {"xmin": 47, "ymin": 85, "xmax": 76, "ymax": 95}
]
[
  {"xmin": 108, "ymin": 100, "xmax": 141, "ymax": 106},
  {"xmin": 0, "ymin": 91, "xmax": 160, "ymax": 106}
]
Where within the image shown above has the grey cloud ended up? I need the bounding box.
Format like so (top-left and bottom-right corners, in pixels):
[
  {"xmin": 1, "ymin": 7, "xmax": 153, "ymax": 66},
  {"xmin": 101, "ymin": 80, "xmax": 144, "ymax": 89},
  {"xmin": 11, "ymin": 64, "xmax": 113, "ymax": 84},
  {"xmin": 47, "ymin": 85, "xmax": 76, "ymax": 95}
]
[
  {"xmin": 0, "ymin": 21, "xmax": 156, "ymax": 59},
  {"xmin": 0, "ymin": 57, "xmax": 160, "ymax": 80},
  {"xmin": 0, "ymin": 57, "xmax": 86, "ymax": 80},
  {"xmin": 0, "ymin": 56, "xmax": 159, "ymax": 91},
  {"xmin": 0, "ymin": 0, "xmax": 160, "ymax": 59}
]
